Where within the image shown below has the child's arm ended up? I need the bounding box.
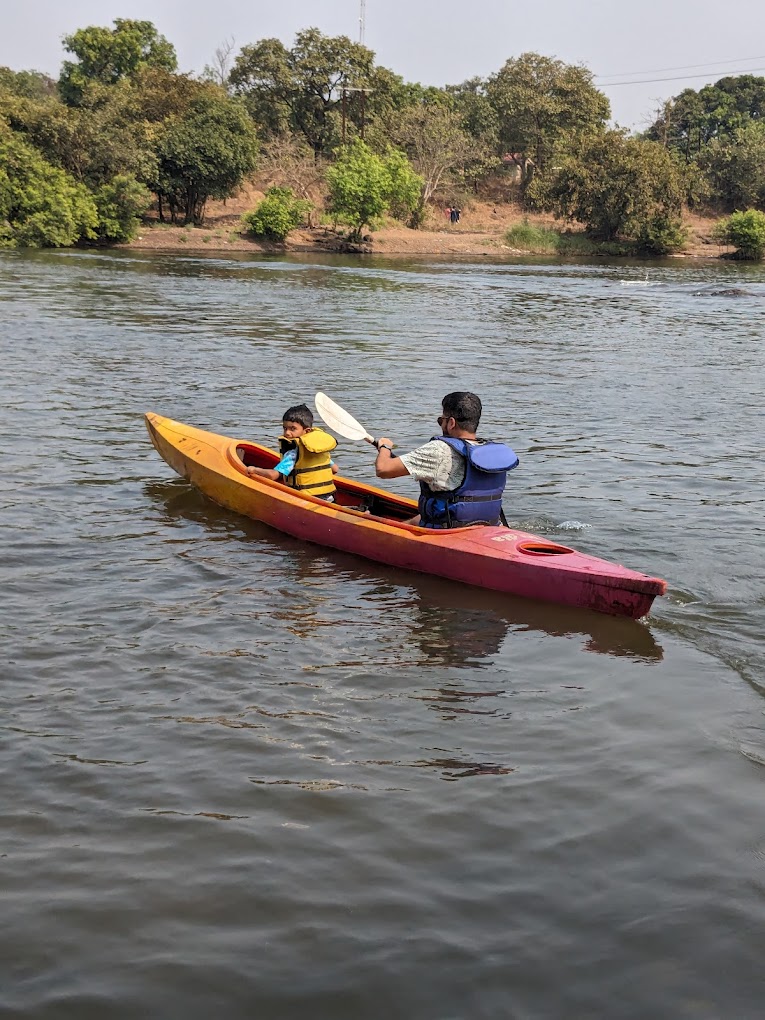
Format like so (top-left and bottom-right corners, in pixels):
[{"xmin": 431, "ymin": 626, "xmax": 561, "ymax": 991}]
[
  {"xmin": 246, "ymin": 466, "xmax": 281, "ymax": 481},
  {"xmin": 331, "ymin": 462, "xmax": 339, "ymax": 474},
  {"xmin": 247, "ymin": 447, "xmax": 297, "ymax": 483}
]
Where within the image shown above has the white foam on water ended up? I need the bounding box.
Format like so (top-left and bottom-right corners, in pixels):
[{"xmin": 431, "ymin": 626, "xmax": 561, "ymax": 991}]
[{"xmin": 619, "ymin": 280, "xmax": 664, "ymax": 287}]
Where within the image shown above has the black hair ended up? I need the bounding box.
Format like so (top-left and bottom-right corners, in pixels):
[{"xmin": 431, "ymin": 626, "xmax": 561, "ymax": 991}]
[
  {"xmin": 282, "ymin": 403, "xmax": 313, "ymax": 429},
  {"xmin": 441, "ymin": 391, "xmax": 482, "ymax": 431}
]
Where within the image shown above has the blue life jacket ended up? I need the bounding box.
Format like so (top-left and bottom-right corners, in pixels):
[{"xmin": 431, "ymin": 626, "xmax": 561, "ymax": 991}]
[{"xmin": 418, "ymin": 436, "xmax": 519, "ymax": 529}]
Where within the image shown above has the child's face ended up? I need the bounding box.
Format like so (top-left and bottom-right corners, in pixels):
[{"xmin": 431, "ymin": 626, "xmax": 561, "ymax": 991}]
[{"xmin": 282, "ymin": 419, "xmax": 308, "ymax": 439}]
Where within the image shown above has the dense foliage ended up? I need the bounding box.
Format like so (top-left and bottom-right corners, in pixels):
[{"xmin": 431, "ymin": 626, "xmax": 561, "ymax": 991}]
[
  {"xmin": 528, "ymin": 131, "xmax": 687, "ymax": 252},
  {"xmin": 94, "ymin": 174, "xmax": 152, "ymax": 242},
  {"xmin": 714, "ymin": 209, "xmax": 765, "ymax": 259},
  {"xmin": 157, "ymin": 93, "xmax": 258, "ymax": 224},
  {"xmin": 0, "ymin": 20, "xmax": 762, "ymax": 250},
  {"xmin": 229, "ymin": 28, "xmax": 401, "ymax": 157},
  {"xmin": 326, "ymin": 140, "xmax": 422, "ymax": 239},
  {"xmin": 646, "ymin": 74, "xmax": 765, "ymax": 213},
  {"xmin": 487, "ymin": 53, "xmax": 610, "ymax": 190},
  {"xmin": 242, "ymin": 187, "xmax": 311, "ymax": 241},
  {"xmin": 0, "ymin": 129, "xmax": 97, "ymax": 247},
  {"xmin": 59, "ymin": 19, "xmax": 177, "ymax": 106}
]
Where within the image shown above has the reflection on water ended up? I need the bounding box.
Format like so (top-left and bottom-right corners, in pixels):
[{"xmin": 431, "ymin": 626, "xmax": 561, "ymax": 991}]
[{"xmin": 145, "ymin": 479, "xmax": 664, "ymax": 664}]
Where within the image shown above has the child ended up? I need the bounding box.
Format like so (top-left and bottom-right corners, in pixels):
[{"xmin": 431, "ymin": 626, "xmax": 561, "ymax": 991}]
[{"xmin": 247, "ymin": 403, "xmax": 338, "ymax": 501}]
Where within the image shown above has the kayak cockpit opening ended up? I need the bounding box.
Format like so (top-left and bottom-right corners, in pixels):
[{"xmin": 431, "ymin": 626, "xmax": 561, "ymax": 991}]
[
  {"xmin": 236, "ymin": 443, "xmax": 278, "ymax": 471},
  {"xmin": 517, "ymin": 541, "xmax": 575, "ymax": 556},
  {"xmin": 234, "ymin": 442, "xmax": 416, "ymax": 522}
]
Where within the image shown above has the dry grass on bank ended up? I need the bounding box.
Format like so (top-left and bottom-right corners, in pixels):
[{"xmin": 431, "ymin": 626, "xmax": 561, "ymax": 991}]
[{"xmin": 126, "ymin": 180, "xmax": 730, "ymax": 259}]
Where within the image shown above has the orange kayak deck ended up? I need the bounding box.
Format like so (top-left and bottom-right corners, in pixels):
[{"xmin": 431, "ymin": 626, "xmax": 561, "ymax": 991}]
[{"xmin": 145, "ymin": 413, "xmax": 666, "ymax": 619}]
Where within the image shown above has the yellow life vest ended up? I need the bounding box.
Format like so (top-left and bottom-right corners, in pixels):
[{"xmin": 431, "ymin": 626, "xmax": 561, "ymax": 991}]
[{"xmin": 280, "ymin": 428, "xmax": 337, "ymax": 497}]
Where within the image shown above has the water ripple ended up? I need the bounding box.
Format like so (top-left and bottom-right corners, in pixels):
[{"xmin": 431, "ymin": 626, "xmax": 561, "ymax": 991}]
[{"xmin": 2, "ymin": 249, "xmax": 765, "ymax": 1018}]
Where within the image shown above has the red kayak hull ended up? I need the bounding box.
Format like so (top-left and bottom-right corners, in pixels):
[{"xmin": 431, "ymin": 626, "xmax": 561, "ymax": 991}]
[{"xmin": 145, "ymin": 414, "xmax": 666, "ymax": 619}]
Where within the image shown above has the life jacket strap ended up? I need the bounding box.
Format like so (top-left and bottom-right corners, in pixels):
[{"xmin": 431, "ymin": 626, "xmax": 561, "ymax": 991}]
[
  {"xmin": 294, "ymin": 478, "xmax": 336, "ymax": 491},
  {"xmin": 455, "ymin": 492, "xmax": 502, "ymax": 503}
]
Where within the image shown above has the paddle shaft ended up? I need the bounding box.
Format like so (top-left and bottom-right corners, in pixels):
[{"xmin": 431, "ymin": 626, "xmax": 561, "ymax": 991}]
[{"xmin": 314, "ymin": 392, "xmax": 395, "ymax": 449}]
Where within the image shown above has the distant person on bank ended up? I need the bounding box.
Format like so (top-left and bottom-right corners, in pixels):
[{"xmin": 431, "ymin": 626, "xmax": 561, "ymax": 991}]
[{"xmin": 374, "ymin": 391, "xmax": 518, "ymax": 528}]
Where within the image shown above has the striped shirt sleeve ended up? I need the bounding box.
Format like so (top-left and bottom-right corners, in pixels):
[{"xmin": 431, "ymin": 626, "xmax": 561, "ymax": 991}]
[{"xmin": 399, "ymin": 441, "xmax": 462, "ymax": 491}]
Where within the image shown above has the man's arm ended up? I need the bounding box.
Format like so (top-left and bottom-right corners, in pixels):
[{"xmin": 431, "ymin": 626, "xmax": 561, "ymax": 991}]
[{"xmin": 374, "ymin": 437, "xmax": 411, "ymax": 479}]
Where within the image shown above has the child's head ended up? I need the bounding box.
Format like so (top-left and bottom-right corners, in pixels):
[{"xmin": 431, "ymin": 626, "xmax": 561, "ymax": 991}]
[{"xmin": 282, "ymin": 403, "xmax": 313, "ymax": 438}]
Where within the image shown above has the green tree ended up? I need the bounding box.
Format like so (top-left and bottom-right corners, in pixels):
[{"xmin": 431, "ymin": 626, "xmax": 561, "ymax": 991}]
[
  {"xmin": 94, "ymin": 173, "xmax": 152, "ymax": 241},
  {"xmin": 699, "ymin": 121, "xmax": 765, "ymax": 211},
  {"xmin": 529, "ymin": 130, "xmax": 686, "ymax": 249},
  {"xmin": 228, "ymin": 37, "xmax": 293, "ymax": 140},
  {"xmin": 714, "ymin": 209, "xmax": 765, "ymax": 259},
  {"xmin": 385, "ymin": 104, "xmax": 482, "ymax": 226},
  {"xmin": 120, "ymin": 67, "xmax": 209, "ymax": 125},
  {"xmin": 59, "ymin": 19, "xmax": 177, "ymax": 106},
  {"xmin": 325, "ymin": 139, "xmax": 422, "ymax": 239},
  {"xmin": 157, "ymin": 92, "xmax": 258, "ymax": 224},
  {"xmin": 486, "ymin": 53, "xmax": 609, "ymax": 190},
  {"xmin": 0, "ymin": 67, "xmax": 57, "ymax": 100},
  {"xmin": 447, "ymin": 77, "xmax": 499, "ymax": 151},
  {"xmin": 379, "ymin": 147, "xmax": 423, "ymax": 224},
  {"xmin": 230, "ymin": 28, "xmax": 402, "ymax": 157},
  {"xmin": 242, "ymin": 186, "xmax": 311, "ymax": 241},
  {"xmin": 0, "ymin": 128, "xmax": 97, "ymax": 247},
  {"xmin": 647, "ymin": 75, "xmax": 765, "ymax": 159},
  {"xmin": 4, "ymin": 89, "xmax": 158, "ymax": 190}
]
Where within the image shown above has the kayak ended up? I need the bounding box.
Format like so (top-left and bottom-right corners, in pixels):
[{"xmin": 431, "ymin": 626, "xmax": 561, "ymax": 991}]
[{"xmin": 145, "ymin": 413, "xmax": 666, "ymax": 619}]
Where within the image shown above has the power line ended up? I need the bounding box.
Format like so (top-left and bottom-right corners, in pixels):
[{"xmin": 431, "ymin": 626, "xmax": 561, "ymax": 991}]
[
  {"xmin": 598, "ymin": 66, "xmax": 765, "ymax": 87},
  {"xmin": 596, "ymin": 54, "xmax": 765, "ymax": 79}
]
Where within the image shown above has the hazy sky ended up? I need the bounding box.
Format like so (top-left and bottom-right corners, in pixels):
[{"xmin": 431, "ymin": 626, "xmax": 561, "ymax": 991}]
[{"xmin": 3, "ymin": 0, "xmax": 765, "ymax": 129}]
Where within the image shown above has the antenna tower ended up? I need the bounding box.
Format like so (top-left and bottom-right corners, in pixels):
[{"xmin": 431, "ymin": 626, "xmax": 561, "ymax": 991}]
[{"xmin": 359, "ymin": 0, "xmax": 366, "ymax": 44}]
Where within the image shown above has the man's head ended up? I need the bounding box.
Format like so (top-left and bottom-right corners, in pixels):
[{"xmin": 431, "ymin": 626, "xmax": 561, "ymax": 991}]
[
  {"xmin": 282, "ymin": 403, "xmax": 313, "ymax": 438},
  {"xmin": 439, "ymin": 391, "xmax": 482, "ymax": 436}
]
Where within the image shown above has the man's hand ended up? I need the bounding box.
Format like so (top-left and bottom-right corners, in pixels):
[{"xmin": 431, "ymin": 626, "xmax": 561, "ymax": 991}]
[{"xmin": 374, "ymin": 439, "xmax": 410, "ymax": 480}]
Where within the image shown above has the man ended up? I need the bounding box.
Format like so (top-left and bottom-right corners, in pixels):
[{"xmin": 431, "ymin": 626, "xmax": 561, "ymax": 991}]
[{"xmin": 374, "ymin": 391, "xmax": 519, "ymax": 529}]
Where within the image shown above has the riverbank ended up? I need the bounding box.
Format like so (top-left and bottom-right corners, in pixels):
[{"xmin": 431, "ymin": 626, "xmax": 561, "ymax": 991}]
[{"xmin": 122, "ymin": 187, "xmax": 729, "ymax": 259}]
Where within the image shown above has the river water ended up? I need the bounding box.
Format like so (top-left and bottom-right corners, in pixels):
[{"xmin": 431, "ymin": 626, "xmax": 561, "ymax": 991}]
[{"xmin": 1, "ymin": 248, "xmax": 764, "ymax": 1019}]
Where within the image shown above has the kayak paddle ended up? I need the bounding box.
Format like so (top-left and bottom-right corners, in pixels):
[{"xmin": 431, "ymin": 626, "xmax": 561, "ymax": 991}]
[{"xmin": 315, "ymin": 392, "xmax": 393, "ymax": 449}]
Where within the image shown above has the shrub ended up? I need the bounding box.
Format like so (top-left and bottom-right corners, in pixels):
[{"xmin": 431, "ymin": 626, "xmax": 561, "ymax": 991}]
[
  {"xmin": 528, "ymin": 130, "xmax": 685, "ymax": 244},
  {"xmin": 325, "ymin": 140, "xmax": 423, "ymax": 241},
  {"xmin": 556, "ymin": 232, "xmax": 597, "ymax": 255},
  {"xmin": 0, "ymin": 130, "xmax": 97, "ymax": 247},
  {"xmin": 504, "ymin": 219, "xmax": 559, "ymax": 253},
  {"xmin": 714, "ymin": 209, "xmax": 765, "ymax": 260},
  {"xmin": 383, "ymin": 147, "xmax": 423, "ymax": 225},
  {"xmin": 94, "ymin": 173, "xmax": 152, "ymax": 242},
  {"xmin": 242, "ymin": 186, "xmax": 311, "ymax": 241},
  {"xmin": 636, "ymin": 214, "xmax": 687, "ymax": 256}
]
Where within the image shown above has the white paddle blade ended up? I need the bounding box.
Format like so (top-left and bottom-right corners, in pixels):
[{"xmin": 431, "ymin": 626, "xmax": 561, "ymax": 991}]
[{"xmin": 315, "ymin": 391, "xmax": 374, "ymax": 443}]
